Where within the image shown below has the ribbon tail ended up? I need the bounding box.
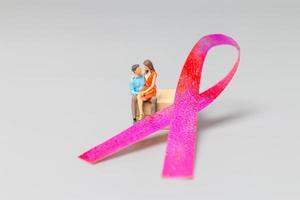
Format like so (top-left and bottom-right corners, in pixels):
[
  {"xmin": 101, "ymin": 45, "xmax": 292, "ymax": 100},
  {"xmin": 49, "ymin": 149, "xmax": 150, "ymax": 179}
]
[
  {"xmin": 79, "ymin": 106, "xmax": 172, "ymax": 163},
  {"xmin": 162, "ymin": 108, "xmax": 198, "ymax": 178}
]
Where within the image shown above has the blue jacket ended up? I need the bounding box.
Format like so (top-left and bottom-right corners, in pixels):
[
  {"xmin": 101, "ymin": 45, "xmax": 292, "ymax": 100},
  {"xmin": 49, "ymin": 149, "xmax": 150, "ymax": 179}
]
[{"xmin": 129, "ymin": 75, "xmax": 145, "ymax": 95}]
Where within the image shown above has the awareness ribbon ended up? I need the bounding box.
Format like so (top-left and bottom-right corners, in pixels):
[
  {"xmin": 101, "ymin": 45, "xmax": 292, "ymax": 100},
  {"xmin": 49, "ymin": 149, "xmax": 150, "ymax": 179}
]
[{"xmin": 79, "ymin": 34, "xmax": 240, "ymax": 179}]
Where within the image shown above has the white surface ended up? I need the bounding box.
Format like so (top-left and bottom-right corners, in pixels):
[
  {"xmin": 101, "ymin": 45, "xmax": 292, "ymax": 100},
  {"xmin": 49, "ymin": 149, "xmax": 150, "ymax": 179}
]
[{"xmin": 0, "ymin": 0, "xmax": 299, "ymax": 199}]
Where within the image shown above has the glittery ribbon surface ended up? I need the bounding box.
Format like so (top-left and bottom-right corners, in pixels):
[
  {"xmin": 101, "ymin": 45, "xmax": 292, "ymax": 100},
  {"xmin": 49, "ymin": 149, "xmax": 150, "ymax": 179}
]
[{"xmin": 79, "ymin": 34, "xmax": 240, "ymax": 179}]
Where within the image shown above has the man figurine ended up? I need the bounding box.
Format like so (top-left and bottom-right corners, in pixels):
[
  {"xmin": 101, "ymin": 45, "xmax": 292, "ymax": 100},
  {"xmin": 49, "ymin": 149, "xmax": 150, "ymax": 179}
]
[{"xmin": 129, "ymin": 64, "xmax": 145, "ymax": 123}]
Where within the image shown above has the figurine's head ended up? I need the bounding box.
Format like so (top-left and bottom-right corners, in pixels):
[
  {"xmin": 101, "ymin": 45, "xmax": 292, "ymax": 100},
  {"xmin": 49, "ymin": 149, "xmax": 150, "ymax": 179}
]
[
  {"xmin": 131, "ymin": 64, "xmax": 142, "ymax": 76},
  {"xmin": 143, "ymin": 59, "xmax": 155, "ymax": 74}
]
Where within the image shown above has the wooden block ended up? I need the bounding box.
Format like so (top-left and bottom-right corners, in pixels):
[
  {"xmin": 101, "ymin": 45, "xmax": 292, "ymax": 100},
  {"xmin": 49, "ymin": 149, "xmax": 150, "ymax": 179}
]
[{"xmin": 137, "ymin": 89, "xmax": 175, "ymax": 116}]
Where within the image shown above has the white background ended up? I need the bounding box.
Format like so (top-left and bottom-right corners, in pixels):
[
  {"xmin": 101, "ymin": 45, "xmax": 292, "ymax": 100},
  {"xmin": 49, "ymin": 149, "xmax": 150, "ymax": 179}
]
[{"xmin": 0, "ymin": 0, "xmax": 299, "ymax": 199}]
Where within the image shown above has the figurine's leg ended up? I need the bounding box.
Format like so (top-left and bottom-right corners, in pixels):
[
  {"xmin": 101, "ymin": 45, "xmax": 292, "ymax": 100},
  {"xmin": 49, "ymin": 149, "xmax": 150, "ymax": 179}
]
[
  {"xmin": 150, "ymin": 96, "xmax": 157, "ymax": 114},
  {"xmin": 137, "ymin": 94, "xmax": 144, "ymax": 120},
  {"xmin": 131, "ymin": 95, "xmax": 138, "ymax": 122}
]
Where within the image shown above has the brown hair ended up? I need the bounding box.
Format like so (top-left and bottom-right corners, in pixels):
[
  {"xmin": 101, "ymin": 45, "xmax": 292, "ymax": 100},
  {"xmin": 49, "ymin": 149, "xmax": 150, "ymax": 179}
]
[{"xmin": 143, "ymin": 59, "xmax": 155, "ymax": 72}]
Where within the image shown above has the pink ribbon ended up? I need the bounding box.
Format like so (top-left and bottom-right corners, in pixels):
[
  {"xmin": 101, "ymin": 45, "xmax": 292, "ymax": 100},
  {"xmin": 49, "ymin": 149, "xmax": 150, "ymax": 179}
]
[{"xmin": 79, "ymin": 34, "xmax": 240, "ymax": 179}]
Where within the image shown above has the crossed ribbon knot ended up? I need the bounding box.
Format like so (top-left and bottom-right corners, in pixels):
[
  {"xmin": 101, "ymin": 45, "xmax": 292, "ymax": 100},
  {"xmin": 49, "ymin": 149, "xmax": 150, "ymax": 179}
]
[{"xmin": 79, "ymin": 34, "xmax": 240, "ymax": 179}]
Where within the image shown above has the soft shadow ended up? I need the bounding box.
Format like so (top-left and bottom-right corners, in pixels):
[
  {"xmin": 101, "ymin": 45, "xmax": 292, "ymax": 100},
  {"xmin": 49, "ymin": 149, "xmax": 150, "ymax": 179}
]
[
  {"xmin": 101, "ymin": 131, "xmax": 168, "ymax": 162},
  {"xmin": 196, "ymin": 108, "xmax": 254, "ymax": 132},
  {"xmin": 101, "ymin": 106, "xmax": 257, "ymax": 163}
]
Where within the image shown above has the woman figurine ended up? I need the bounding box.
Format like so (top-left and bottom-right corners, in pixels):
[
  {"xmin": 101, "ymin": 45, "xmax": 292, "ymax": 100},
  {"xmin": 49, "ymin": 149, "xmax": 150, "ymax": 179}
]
[{"xmin": 137, "ymin": 59, "xmax": 158, "ymax": 120}]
